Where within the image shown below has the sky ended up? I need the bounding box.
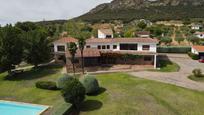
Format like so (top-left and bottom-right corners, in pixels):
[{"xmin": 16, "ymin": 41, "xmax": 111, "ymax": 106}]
[{"xmin": 0, "ymin": 0, "xmax": 112, "ymax": 25}]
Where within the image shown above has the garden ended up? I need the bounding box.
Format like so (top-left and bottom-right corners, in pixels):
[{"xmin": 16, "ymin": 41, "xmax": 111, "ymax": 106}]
[{"xmin": 1, "ymin": 65, "xmax": 204, "ymax": 115}]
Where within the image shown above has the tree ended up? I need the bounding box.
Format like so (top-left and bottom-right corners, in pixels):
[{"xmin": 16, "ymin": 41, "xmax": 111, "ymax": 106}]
[
  {"xmin": 78, "ymin": 38, "xmax": 86, "ymax": 74},
  {"xmin": 23, "ymin": 28, "xmax": 51, "ymax": 68},
  {"xmin": 15, "ymin": 22, "xmax": 37, "ymax": 32},
  {"xmin": 160, "ymin": 37, "xmax": 172, "ymax": 45},
  {"xmin": 75, "ymin": 32, "xmax": 91, "ymax": 74},
  {"xmin": 137, "ymin": 21, "xmax": 147, "ymax": 30},
  {"xmin": 0, "ymin": 25, "xmax": 23, "ymax": 73},
  {"xmin": 175, "ymin": 37, "xmax": 185, "ymax": 44},
  {"xmin": 68, "ymin": 42, "xmax": 78, "ymax": 74},
  {"xmin": 187, "ymin": 36, "xmax": 200, "ymax": 45},
  {"xmin": 61, "ymin": 78, "xmax": 86, "ymax": 110}
]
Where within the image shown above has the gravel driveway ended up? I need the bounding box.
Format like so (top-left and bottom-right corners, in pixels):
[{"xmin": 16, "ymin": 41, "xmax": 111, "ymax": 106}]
[{"xmin": 129, "ymin": 54, "xmax": 204, "ymax": 91}]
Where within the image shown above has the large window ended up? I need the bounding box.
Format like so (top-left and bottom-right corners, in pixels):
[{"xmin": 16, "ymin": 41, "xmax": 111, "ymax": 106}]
[
  {"xmin": 142, "ymin": 45, "xmax": 150, "ymax": 51},
  {"xmin": 98, "ymin": 45, "xmax": 101, "ymax": 49},
  {"xmin": 57, "ymin": 45, "xmax": 65, "ymax": 52},
  {"xmin": 113, "ymin": 45, "xmax": 117, "ymax": 49},
  {"xmin": 120, "ymin": 44, "xmax": 137, "ymax": 50},
  {"xmin": 106, "ymin": 35, "xmax": 112, "ymax": 38}
]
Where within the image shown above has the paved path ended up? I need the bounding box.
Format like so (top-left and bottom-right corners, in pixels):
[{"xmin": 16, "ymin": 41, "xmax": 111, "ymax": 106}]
[{"xmin": 129, "ymin": 54, "xmax": 204, "ymax": 91}]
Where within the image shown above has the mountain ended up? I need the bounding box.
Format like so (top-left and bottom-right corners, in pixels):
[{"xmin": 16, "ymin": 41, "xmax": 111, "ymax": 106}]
[{"xmin": 76, "ymin": 0, "xmax": 204, "ymax": 22}]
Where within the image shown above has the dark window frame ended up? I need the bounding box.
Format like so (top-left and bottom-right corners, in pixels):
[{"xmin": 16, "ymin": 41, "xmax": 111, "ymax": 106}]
[
  {"xmin": 113, "ymin": 45, "xmax": 117, "ymax": 49},
  {"xmin": 142, "ymin": 45, "xmax": 150, "ymax": 51},
  {"xmin": 57, "ymin": 45, "xmax": 65, "ymax": 52},
  {"xmin": 86, "ymin": 45, "xmax": 91, "ymax": 48},
  {"xmin": 107, "ymin": 45, "xmax": 110, "ymax": 49},
  {"xmin": 102, "ymin": 45, "xmax": 106, "ymax": 49},
  {"xmin": 120, "ymin": 44, "xmax": 138, "ymax": 50}
]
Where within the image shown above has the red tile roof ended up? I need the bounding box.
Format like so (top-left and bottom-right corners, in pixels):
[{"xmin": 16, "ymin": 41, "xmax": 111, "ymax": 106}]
[
  {"xmin": 54, "ymin": 37, "xmax": 158, "ymax": 44},
  {"xmin": 66, "ymin": 48, "xmax": 100, "ymax": 58},
  {"xmin": 86, "ymin": 38, "xmax": 158, "ymax": 44},
  {"xmin": 192, "ymin": 46, "xmax": 204, "ymax": 52},
  {"xmin": 195, "ymin": 32, "xmax": 204, "ymax": 35},
  {"xmin": 136, "ymin": 31, "xmax": 150, "ymax": 35},
  {"xmin": 98, "ymin": 29, "xmax": 113, "ymax": 35},
  {"xmin": 54, "ymin": 37, "xmax": 78, "ymax": 43}
]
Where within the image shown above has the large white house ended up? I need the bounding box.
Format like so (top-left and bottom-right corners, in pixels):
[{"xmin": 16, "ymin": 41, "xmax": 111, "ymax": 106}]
[{"xmin": 53, "ymin": 29, "xmax": 158, "ymax": 69}]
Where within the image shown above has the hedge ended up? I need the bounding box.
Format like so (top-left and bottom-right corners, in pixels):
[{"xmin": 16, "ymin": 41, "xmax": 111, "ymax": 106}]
[
  {"xmin": 157, "ymin": 46, "xmax": 191, "ymax": 53},
  {"xmin": 188, "ymin": 52, "xmax": 199, "ymax": 60},
  {"xmin": 36, "ymin": 81, "xmax": 58, "ymax": 90}
]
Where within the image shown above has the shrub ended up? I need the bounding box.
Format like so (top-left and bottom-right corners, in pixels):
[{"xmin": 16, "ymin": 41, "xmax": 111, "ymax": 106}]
[
  {"xmin": 188, "ymin": 52, "xmax": 199, "ymax": 60},
  {"xmin": 57, "ymin": 74, "xmax": 74, "ymax": 89},
  {"xmin": 192, "ymin": 69, "xmax": 203, "ymax": 77},
  {"xmin": 36, "ymin": 81, "xmax": 58, "ymax": 90},
  {"xmin": 80, "ymin": 75, "xmax": 100, "ymax": 95},
  {"xmin": 61, "ymin": 78, "xmax": 86, "ymax": 109},
  {"xmin": 157, "ymin": 46, "xmax": 191, "ymax": 53}
]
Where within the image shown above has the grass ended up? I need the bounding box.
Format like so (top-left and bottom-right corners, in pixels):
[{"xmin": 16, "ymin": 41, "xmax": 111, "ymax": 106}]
[
  {"xmin": 80, "ymin": 73, "xmax": 204, "ymax": 115},
  {"xmin": 0, "ymin": 65, "xmax": 71, "ymax": 115},
  {"xmin": 155, "ymin": 60, "xmax": 180, "ymax": 72},
  {"xmin": 188, "ymin": 75, "xmax": 204, "ymax": 82}
]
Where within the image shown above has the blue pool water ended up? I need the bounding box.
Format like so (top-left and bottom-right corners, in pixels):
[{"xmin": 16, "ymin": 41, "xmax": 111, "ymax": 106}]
[{"xmin": 0, "ymin": 101, "xmax": 49, "ymax": 115}]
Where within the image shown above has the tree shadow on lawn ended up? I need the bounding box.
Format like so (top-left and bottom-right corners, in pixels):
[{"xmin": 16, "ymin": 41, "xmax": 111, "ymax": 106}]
[
  {"xmin": 87, "ymin": 87, "xmax": 107, "ymax": 96},
  {"xmin": 4, "ymin": 65, "xmax": 62, "ymax": 81},
  {"xmin": 65, "ymin": 100, "xmax": 103, "ymax": 115}
]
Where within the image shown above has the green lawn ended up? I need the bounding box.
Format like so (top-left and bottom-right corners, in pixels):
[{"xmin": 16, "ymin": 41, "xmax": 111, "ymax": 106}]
[
  {"xmin": 188, "ymin": 75, "xmax": 204, "ymax": 82},
  {"xmin": 155, "ymin": 60, "xmax": 180, "ymax": 72},
  {"xmin": 80, "ymin": 73, "xmax": 204, "ymax": 115},
  {"xmin": 0, "ymin": 65, "xmax": 71, "ymax": 115}
]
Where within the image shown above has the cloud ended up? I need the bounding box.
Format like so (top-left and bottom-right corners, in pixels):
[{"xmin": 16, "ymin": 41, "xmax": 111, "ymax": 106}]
[{"xmin": 0, "ymin": 0, "xmax": 112, "ymax": 25}]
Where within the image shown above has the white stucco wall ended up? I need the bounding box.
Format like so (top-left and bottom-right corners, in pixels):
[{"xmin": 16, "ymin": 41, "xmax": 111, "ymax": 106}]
[
  {"xmin": 86, "ymin": 42, "xmax": 157, "ymax": 53},
  {"xmin": 98, "ymin": 30, "xmax": 113, "ymax": 39},
  {"xmin": 191, "ymin": 47, "xmax": 199, "ymax": 55},
  {"xmin": 196, "ymin": 34, "xmax": 204, "ymax": 39},
  {"xmin": 53, "ymin": 43, "xmax": 67, "ymax": 53}
]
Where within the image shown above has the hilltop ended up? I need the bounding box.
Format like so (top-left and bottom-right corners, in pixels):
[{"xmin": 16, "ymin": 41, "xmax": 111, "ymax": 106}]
[{"xmin": 76, "ymin": 0, "xmax": 204, "ymax": 22}]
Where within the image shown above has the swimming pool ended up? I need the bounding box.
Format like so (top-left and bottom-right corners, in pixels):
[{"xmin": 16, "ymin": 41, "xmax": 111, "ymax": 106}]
[{"xmin": 0, "ymin": 100, "xmax": 49, "ymax": 115}]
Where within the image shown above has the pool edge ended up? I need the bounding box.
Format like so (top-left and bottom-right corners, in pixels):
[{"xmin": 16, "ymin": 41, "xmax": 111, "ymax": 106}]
[{"xmin": 0, "ymin": 100, "xmax": 50, "ymax": 115}]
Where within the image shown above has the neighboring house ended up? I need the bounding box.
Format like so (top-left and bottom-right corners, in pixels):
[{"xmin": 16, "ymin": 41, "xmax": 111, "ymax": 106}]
[
  {"xmin": 194, "ymin": 32, "xmax": 204, "ymax": 39},
  {"xmin": 98, "ymin": 29, "xmax": 113, "ymax": 38},
  {"xmin": 191, "ymin": 46, "xmax": 204, "ymax": 59},
  {"xmin": 53, "ymin": 37, "xmax": 158, "ymax": 69},
  {"xmin": 136, "ymin": 31, "xmax": 150, "ymax": 38},
  {"xmin": 191, "ymin": 24, "xmax": 203, "ymax": 30}
]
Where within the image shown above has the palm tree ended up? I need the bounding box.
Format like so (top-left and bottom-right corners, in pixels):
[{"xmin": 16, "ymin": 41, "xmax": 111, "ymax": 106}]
[
  {"xmin": 78, "ymin": 38, "xmax": 86, "ymax": 74},
  {"xmin": 68, "ymin": 42, "xmax": 78, "ymax": 75}
]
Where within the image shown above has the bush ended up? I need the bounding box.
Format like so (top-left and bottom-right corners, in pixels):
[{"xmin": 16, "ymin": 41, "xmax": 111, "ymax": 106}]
[
  {"xmin": 61, "ymin": 78, "xmax": 86, "ymax": 109},
  {"xmin": 192, "ymin": 69, "xmax": 203, "ymax": 78},
  {"xmin": 36, "ymin": 81, "xmax": 58, "ymax": 90},
  {"xmin": 157, "ymin": 46, "xmax": 191, "ymax": 53},
  {"xmin": 57, "ymin": 74, "xmax": 74, "ymax": 89},
  {"xmin": 188, "ymin": 52, "xmax": 199, "ymax": 60},
  {"xmin": 80, "ymin": 75, "xmax": 100, "ymax": 95}
]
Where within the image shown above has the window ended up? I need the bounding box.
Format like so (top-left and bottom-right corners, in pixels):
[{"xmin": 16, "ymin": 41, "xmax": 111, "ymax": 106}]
[
  {"xmin": 113, "ymin": 45, "xmax": 117, "ymax": 49},
  {"xmin": 86, "ymin": 45, "xmax": 91, "ymax": 48},
  {"xmin": 57, "ymin": 45, "xmax": 65, "ymax": 52},
  {"xmin": 120, "ymin": 44, "xmax": 137, "ymax": 50},
  {"xmin": 144, "ymin": 56, "xmax": 152, "ymax": 61},
  {"xmin": 98, "ymin": 45, "xmax": 101, "ymax": 49},
  {"xmin": 107, "ymin": 45, "xmax": 110, "ymax": 49},
  {"xmin": 142, "ymin": 45, "xmax": 150, "ymax": 51},
  {"xmin": 102, "ymin": 45, "xmax": 106, "ymax": 49},
  {"xmin": 106, "ymin": 35, "xmax": 112, "ymax": 38}
]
